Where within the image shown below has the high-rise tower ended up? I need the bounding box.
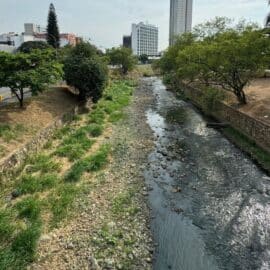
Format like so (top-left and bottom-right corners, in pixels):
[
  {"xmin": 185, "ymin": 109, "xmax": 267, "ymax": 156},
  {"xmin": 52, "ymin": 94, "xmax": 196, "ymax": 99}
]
[{"xmin": 169, "ymin": 0, "xmax": 193, "ymax": 45}]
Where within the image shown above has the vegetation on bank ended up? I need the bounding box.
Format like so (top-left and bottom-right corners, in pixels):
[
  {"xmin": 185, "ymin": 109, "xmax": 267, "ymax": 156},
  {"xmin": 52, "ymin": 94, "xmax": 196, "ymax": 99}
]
[
  {"xmin": 0, "ymin": 78, "xmax": 135, "ymax": 269},
  {"xmin": 157, "ymin": 17, "xmax": 270, "ymax": 105}
]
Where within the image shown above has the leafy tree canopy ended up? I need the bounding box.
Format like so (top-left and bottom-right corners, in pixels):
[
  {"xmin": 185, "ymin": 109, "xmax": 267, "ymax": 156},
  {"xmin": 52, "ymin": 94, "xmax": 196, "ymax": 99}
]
[
  {"xmin": 106, "ymin": 47, "xmax": 137, "ymax": 74},
  {"xmin": 0, "ymin": 49, "xmax": 63, "ymax": 107},
  {"xmin": 159, "ymin": 18, "xmax": 270, "ymax": 104},
  {"xmin": 64, "ymin": 42, "xmax": 108, "ymax": 102},
  {"xmin": 17, "ymin": 41, "xmax": 52, "ymax": 53}
]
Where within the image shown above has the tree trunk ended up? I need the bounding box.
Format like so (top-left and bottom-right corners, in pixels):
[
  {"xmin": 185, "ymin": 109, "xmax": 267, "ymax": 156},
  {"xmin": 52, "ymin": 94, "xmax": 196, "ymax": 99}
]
[{"xmin": 235, "ymin": 88, "xmax": 247, "ymax": 105}]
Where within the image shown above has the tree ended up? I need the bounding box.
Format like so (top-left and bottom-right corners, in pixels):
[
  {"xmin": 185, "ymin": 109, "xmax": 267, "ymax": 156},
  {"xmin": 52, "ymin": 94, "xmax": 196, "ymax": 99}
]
[
  {"xmin": 177, "ymin": 27, "xmax": 270, "ymax": 104},
  {"xmin": 64, "ymin": 42, "xmax": 108, "ymax": 102},
  {"xmin": 17, "ymin": 41, "xmax": 52, "ymax": 53},
  {"xmin": 47, "ymin": 3, "xmax": 60, "ymax": 48},
  {"xmin": 139, "ymin": 54, "xmax": 149, "ymax": 64},
  {"xmin": 0, "ymin": 50, "xmax": 63, "ymax": 107},
  {"xmin": 106, "ymin": 47, "xmax": 136, "ymax": 74}
]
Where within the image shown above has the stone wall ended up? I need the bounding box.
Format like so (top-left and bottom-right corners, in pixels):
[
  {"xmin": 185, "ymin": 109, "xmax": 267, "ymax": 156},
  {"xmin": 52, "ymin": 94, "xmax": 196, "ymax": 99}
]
[
  {"xmin": 0, "ymin": 105, "xmax": 80, "ymax": 183},
  {"xmin": 182, "ymin": 84, "xmax": 270, "ymax": 152}
]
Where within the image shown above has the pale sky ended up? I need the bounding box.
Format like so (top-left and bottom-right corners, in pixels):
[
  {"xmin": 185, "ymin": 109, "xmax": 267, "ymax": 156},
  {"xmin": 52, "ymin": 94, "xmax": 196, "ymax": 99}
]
[{"xmin": 0, "ymin": 0, "xmax": 268, "ymax": 50}]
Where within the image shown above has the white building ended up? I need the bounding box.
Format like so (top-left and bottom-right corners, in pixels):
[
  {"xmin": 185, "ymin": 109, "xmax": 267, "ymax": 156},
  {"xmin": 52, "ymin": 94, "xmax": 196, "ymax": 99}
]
[
  {"xmin": 131, "ymin": 22, "xmax": 158, "ymax": 56},
  {"xmin": 169, "ymin": 0, "xmax": 193, "ymax": 45}
]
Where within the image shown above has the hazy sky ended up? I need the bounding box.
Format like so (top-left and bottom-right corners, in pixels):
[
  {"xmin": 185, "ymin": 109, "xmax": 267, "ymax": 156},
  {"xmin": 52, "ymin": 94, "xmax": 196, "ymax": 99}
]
[{"xmin": 0, "ymin": 0, "xmax": 268, "ymax": 50}]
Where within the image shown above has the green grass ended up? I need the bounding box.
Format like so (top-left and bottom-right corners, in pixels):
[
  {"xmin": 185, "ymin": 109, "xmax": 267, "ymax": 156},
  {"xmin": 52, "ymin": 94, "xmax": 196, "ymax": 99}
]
[
  {"xmin": 88, "ymin": 108, "xmax": 106, "ymax": 124},
  {"xmin": 0, "ymin": 210, "xmax": 15, "ymax": 242},
  {"xmin": 224, "ymin": 127, "xmax": 270, "ymax": 171},
  {"xmin": 15, "ymin": 197, "xmax": 41, "ymax": 222},
  {"xmin": 54, "ymin": 128, "xmax": 95, "ymax": 161},
  {"xmin": 112, "ymin": 189, "xmax": 139, "ymax": 216},
  {"xmin": 50, "ymin": 184, "xmax": 80, "ymax": 227},
  {"xmin": 108, "ymin": 111, "xmax": 125, "ymax": 123},
  {"xmin": 86, "ymin": 124, "xmax": 104, "ymax": 137},
  {"xmin": 0, "ymin": 196, "xmax": 42, "ymax": 269},
  {"xmin": 0, "ymin": 124, "xmax": 26, "ymax": 142},
  {"xmin": 65, "ymin": 144, "xmax": 111, "ymax": 183},
  {"xmin": 53, "ymin": 126, "xmax": 72, "ymax": 140},
  {"xmin": 17, "ymin": 174, "xmax": 58, "ymax": 195},
  {"xmin": 11, "ymin": 221, "xmax": 42, "ymax": 263},
  {"xmin": 27, "ymin": 154, "xmax": 61, "ymax": 174}
]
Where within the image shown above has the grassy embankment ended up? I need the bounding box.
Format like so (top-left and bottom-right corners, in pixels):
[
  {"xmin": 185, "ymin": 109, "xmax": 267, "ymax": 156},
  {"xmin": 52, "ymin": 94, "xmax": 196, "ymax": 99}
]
[{"xmin": 0, "ymin": 79, "xmax": 135, "ymax": 269}]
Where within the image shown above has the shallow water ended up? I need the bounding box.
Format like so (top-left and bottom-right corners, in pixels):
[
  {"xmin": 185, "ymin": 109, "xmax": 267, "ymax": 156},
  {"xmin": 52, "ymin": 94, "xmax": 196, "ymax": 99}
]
[{"xmin": 144, "ymin": 78, "xmax": 270, "ymax": 270}]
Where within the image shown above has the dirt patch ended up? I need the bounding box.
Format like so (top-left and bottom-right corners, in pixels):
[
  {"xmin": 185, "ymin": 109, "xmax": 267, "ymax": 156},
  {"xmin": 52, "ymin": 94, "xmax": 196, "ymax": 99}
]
[
  {"xmin": 0, "ymin": 88, "xmax": 78, "ymax": 161},
  {"xmin": 226, "ymin": 78, "xmax": 270, "ymax": 124}
]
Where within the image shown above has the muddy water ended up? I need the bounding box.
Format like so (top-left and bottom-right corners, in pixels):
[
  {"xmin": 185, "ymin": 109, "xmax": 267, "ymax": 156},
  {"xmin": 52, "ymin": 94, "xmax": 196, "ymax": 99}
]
[{"xmin": 144, "ymin": 78, "xmax": 270, "ymax": 270}]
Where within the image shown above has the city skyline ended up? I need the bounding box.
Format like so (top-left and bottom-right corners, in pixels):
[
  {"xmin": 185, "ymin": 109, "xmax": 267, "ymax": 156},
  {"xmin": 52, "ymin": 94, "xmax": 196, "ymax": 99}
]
[{"xmin": 0, "ymin": 0, "xmax": 267, "ymax": 50}]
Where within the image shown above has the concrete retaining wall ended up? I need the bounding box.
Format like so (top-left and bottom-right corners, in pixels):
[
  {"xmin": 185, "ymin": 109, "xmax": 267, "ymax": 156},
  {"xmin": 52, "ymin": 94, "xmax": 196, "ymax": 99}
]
[{"xmin": 182, "ymin": 84, "xmax": 270, "ymax": 152}]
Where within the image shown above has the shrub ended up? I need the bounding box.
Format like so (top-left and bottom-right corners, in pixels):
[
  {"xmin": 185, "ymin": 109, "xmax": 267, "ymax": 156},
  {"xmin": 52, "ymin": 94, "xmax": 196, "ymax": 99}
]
[{"xmin": 64, "ymin": 42, "xmax": 108, "ymax": 102}]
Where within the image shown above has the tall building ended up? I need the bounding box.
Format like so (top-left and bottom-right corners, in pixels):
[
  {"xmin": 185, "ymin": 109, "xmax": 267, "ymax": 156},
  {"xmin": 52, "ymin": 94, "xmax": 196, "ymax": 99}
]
[
  {"xmin": 123, "ymin": 35, "xmax": 132, "ymax": 49},
  {"xmin": 131, "ymin": 22, "xmax": 158, "ymax": 56},
  {"xmin": 169, "ymin": 0, "xmax": 193, "ymax": 45}
]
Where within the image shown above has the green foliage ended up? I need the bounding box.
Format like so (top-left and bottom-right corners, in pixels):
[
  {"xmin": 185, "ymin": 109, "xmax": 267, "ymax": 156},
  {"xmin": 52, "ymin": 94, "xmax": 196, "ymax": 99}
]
[
  {"xmin": 11, "ymin": 221, "xmax": 41, "ymax": 262},
  {"xmin": 108, "ymin": 111, "xmax": 125, "ymax": 123},
  {"xmin": 17, "ymin": 174, "xmax": 58, "ymax": 195},
  {"xmin": 55, "ymin": 128, "xmax": 95, "ymax": 161},
  {"xmin": 0, "ymin": 124, "xmax": 26, "ymax": 142},
  {"xmin": 139, "ymin": 54, "xmax": 149, "ymax": 64},
  {"xmin": 27, "ymin": 154, "xmax": 61, "ymax": 174},
  {"xmin": 159, "ymin": 17, "xmax": 270, "ymax": 104},
  {"xmin": 86, "ymin": 124, "xmax": 104, "ymax": 137},
  {"xmin": 17, "ymin": 41, "xmax": 52, "ymax": 53},
  {"xmin": 50, "ymin": 184, "xmax": 80, "ymax": 226},
  {"xmin": 0, "ymin": 210, "xmax": 15, "ymax": 242},
  {"xmin": 16, "ymin": 197, "xmax": 41, "ymax": 222},
  {"xmin": 65, "ymin": 144, "xmax": 110, "ymax": 182},
  {"xmin": 0, "ymin": 49, "xmax": 63, "ymax": 107},
  {"xmin": 46, "ymin": 3, "xmax": 60, "ymax": 48},
  {"xmin": 64, "ymin": 42, "xmax": 108, "ymax": 102},
  {"xmin": 199, "ymin": 87, "xmax": 225, "ymax": 113},
  {"xmin": 106, "ymin": 47, "xmax": 137, "ymax": 74},
  {"xmin": 88, "ymin": 108, "xmax": 106, "ymax": 124}
]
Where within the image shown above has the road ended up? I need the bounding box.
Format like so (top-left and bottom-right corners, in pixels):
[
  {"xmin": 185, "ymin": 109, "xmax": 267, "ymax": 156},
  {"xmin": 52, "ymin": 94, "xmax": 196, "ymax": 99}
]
[{"xmin": 0, "ymin": 87, "xmax": 31, "ymax": 106}]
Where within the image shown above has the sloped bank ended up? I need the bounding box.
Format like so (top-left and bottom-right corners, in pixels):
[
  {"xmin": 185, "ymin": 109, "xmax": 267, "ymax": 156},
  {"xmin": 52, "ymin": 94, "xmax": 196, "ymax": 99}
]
[
  {"xmin": 181, "ymin": 83, "xmax": 270, "ymax": 172},
  {"xmin": 0, "ymin": 103, "xmax": 82, "ymax": 183}
]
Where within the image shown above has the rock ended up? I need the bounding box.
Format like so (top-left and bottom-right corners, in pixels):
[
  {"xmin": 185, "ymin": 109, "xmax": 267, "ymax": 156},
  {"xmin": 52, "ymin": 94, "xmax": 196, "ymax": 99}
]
[
  {"xmin": 66, "ymin": 242, "xmax": 74, "ymax": 250},
  {"xmin": 88, "ymin": 256, "xmax": 101, "ymax": 270},
  {"xmin": 40, "ymin": 234, "xmax": 51, "ymax": 242},
  {"xmin": 172, "ymin": 207, "xmax": 184, "ymax": 214},
  {"xmin": 172, "ymin": 187, "xmax": 182, "ymax": 193},
  {"xmin": 11, "ymin": 190, "xmax": 20, "ymax": 199},
  {"xmin": 146, "ymin": 257, "xmax": 152, "ymax": 263}
]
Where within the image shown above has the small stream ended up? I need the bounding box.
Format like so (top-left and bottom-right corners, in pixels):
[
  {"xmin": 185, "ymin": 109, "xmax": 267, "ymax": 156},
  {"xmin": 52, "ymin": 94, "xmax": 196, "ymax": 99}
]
[{"xmin": 144, "ymin": 78, "xmax": 270, "ymax": 270}]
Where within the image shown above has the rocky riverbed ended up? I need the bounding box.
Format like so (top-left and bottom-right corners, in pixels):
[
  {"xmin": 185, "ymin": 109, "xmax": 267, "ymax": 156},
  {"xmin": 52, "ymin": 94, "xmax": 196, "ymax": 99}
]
[{"xmin": 144, "ymin": 77, "xmax": 270, "ymax": 270}]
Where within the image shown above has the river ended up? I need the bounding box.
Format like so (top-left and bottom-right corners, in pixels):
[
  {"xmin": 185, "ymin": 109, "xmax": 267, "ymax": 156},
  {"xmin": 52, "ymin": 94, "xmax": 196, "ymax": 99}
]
[{"xmin": 144, "ymin": 77, "xmax": 270, "ymax": 270}]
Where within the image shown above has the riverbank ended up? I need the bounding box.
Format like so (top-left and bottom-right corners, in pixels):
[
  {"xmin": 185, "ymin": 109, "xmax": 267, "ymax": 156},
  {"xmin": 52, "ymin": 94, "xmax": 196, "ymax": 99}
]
[
  {"xmin": 179, "ymin": 83, "xmax": 270, "ymax": 173},
  {"xmin": 0, "ymin": 79, "xmax": 154, "ymax": 269}
]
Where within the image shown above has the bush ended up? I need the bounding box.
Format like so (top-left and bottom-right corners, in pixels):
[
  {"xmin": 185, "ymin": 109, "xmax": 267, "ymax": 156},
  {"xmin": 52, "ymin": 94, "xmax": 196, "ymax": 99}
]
[
  {"xmin": 17, "ymin": 41, "xmax": 52, "ymax": 53},
  {"xmin": 64, "ymin": 43, "xmax": 108, "ymax": 102}
]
